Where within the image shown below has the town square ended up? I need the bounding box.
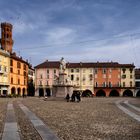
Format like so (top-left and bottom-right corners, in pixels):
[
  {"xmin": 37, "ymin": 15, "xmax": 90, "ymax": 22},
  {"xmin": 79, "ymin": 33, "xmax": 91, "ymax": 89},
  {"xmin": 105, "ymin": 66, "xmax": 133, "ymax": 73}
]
[{"xmin": 0, "ymin": 0, "xmax": 140, "ymax": 140}]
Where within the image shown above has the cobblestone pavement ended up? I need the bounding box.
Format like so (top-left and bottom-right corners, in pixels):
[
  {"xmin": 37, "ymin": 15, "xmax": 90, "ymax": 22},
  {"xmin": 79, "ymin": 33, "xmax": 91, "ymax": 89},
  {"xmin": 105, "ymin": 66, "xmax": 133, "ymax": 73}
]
[
  {"xmin": 0, "ymin": 97, "xmax": 140, "ymax": 140},
  {"xmin": 0, "ymin": 98, "xmax": 8, "ymax": 140},
  {"xmin": 22, "ymin": 97, "xmax": 140, "ymax": 140}
]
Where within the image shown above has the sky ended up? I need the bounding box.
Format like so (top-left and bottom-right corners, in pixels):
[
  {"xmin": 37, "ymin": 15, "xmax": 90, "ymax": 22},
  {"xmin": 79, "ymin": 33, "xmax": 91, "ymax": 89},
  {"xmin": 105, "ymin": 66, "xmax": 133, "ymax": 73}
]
[{"xmin": 0, "ymin": 0, "xmax": 140, "ymax": 67}]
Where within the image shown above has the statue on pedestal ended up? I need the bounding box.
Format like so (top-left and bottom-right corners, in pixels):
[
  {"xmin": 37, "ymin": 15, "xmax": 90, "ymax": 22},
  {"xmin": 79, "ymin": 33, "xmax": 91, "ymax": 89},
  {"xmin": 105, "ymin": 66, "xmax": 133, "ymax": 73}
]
[{"xmin": 60, "ymin": 57, "xmax": 66, "ymax": 73}]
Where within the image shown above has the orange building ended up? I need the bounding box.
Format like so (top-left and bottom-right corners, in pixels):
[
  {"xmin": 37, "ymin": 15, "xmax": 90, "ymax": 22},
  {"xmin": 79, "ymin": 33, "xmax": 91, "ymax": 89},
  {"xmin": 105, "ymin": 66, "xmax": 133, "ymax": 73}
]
[
  {"xmin": 94, "ymin": 63, "xmax": 121, "ymax": 97},
  {"xmin": 0, "ymin": 22, "xmax": 28, "ymax": 96}
]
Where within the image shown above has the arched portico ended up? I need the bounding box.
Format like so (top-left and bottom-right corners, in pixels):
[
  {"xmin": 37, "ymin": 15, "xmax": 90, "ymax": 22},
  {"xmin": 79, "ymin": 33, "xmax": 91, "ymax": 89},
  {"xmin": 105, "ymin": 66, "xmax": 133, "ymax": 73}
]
[
  {"xmin": 17, "ymin": 88, "xmax": 21, "ymax": 96},
  {"xmin": 11, "ymin": 87, "xmax": 16, "ymax": 95},
  {"xmin": 96, "ymin": 90, "xmax": 106, "ymax": 97},
  {"xmin": 109, "ymin": 90, "xmax": 119, "ymax": 97},
  {"xmin": 39, "ymin": 88, "xmax": 44, "ymax": 97},
  {"xmin": 82, "ymin": 89, "xmax": 92, "ymax": 97},
  {"xmin": 46, "ymin": 88, "xmax": 51, "ymax": 96},
  {"xmin": 136, "ymin": 90, "xmax": 140, "ymax": 97},
  {"xmin": 123, "ymin": 90, "xmax": 133, "ymax": 97}
]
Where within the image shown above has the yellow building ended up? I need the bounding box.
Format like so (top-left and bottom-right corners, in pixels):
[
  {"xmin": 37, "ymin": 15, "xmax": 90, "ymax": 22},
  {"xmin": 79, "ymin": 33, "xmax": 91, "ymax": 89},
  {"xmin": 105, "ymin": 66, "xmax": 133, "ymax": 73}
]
[
  {"xmin": 0, "ymin": 49, "xmax": 10, "ymax": 96},
  {"xmin": 121, "ymin": 65, "xmax": 135, "ymax": 96},
  {"xmin": 66, "ymin": 63, "xmax": 94, "ymax": 95}
]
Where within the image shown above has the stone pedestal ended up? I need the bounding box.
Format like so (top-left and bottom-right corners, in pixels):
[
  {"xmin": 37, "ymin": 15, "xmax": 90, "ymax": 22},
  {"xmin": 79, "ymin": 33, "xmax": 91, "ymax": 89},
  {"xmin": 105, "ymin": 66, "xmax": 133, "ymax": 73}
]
[
  {"xmin": 53, "ymin": 85, "xmax": 73, "ymax": 98},
  {"xmin": 52, "ymin": 72, "xmax": 73, "ymax": 98}
]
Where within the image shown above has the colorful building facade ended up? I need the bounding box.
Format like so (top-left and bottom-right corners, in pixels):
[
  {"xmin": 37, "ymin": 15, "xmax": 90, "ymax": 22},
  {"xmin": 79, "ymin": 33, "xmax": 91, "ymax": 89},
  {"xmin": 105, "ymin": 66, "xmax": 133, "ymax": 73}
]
[
  {"xmin": 10, "ymin": 53, "xmax": 28, "ymax": 96},
  {"xmin": 35, "ymin": 60, "xmax": 135, "ymax": 97},
  {"xmin": 0, "ymin": 22, "xmax": 29, "ymax": 96},
  {"xmin": 0, "ymin": 49, "xmax": 10, "ymax": 96},
  {"xmin": 135, "ymin": 69, "xmax": 140, "ymax": 97}
]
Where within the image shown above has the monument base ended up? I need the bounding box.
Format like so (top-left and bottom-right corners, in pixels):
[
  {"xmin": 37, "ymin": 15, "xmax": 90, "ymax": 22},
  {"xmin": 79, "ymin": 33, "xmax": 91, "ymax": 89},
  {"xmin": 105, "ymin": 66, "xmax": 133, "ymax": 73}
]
[{"xmin": 52, "ymin": 85, "xmax": 73, "ymax": 98}]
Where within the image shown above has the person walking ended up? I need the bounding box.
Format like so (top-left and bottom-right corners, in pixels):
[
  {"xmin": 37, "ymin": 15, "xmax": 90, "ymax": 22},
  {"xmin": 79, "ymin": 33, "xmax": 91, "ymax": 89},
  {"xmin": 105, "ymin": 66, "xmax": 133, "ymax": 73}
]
[{"xmin": 66, "ymin": 93, "xmax": 70, "ymax": 102}]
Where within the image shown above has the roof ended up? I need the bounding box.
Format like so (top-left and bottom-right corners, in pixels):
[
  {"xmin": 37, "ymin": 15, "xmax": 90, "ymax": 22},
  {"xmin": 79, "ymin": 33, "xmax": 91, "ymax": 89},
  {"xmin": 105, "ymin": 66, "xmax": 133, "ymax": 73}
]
[
  {"xmin": 34, "ymin": 60, "xmax": 60, "ymax": 69},
  {"xmin": 35, "ymin": 60, "xmax": 135, "ymax": 69},
  {"xmin": 10, "ymin": 52, "xmax": 29, "ymax": 65}
]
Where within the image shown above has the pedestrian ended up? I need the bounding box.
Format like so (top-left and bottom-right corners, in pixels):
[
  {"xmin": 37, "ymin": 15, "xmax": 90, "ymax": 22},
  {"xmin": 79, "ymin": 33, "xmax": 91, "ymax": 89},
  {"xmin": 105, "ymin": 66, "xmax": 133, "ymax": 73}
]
[
  {"xmin": 66, "ymin": 93, "xmax": 70, "ymax": 102},
  {"xmin": 76, "ymin": 92, "xmax": 81, "ymax": 102},
  {"xmin": 71, "ymin": 92, "xmax": 76, "ymax": 102}
]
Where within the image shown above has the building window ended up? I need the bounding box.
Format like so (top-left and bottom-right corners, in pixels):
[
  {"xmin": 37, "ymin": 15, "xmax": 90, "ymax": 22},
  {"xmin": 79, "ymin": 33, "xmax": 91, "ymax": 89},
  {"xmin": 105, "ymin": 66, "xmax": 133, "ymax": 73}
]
[
  {"xmin": 103, "ymin": 82, "xmax": 106, "ymax": 87},
  {"xmin": 94, "ymin": 68, "xmax": 98, "ymax": 74},
  {"xmin": 24, "ymin": 79, "xmax": 26, "ymax": 85},
  {"xmin": 130, "ymin": 75, "xmax": 133, "ymax": 79},
  {"xmin": 24, "ymin": 71, "xmax": 26, "ymax": 76},
  {"xmin": 11, "ymin": 78, "xmax": 13, "ymax": 84},
  {"xmin": 89, "ymin": 74, "xmax": 92, "ymax": 81},
  {"xmin": 54, "ymin": 69, "xmax": 56, "ymax": 74},
  {"xmin": 40, "ymin": 74, "xmax": 43, "ymax": 79},
  {"xmin": 118, "ymin": 82, "xmax": 120, "ymax": 87},
  {"xmin": 83, "ymin": 76, "xmax": 86, "ymax": 81},
  {"xmin": 130, "ymin": 68, "xmax": 133, "ymax": 73},
  {"xmin": 102, "ymin": 68, "xmax": 106, "ymax": 74},
  {"xmin": 4, "ymin": 66, "xmax": 7, "ymax": 72},
  {"xmin": 130, "ymin": 81, "xmax": 132, "ymax": 87},
  {"xmin": 10, "ymin": 60, "xmax": 13, "ymax": 66},
  {"xmin": 71, "ymin": 69, "xmax": 74, "ymax": 73},
  {"xmin": 0, "ymin": 65, "xmax": 2, "ymax": 71},
  {"xmin": 18, "ymin": 79, "xmax": 20, "ymax": 84},
  {"xmin": 123, "ymin": 82, "xmax": 125, "ymax": 87},
  {"xmin": 122, "ymin": 68, "xmax": 126, "ymax": 73},
  {"xmin": 71, "ymin": 75, "xmax": 74, "ymax": 81},
  {"xmin": 17, "ymin": 62, "xmax": 21, "ymax": 69},
  {"xmin": 109, "ymin": 82, "xmax": 112, "ymax": 87},
  {"xmin": 47, "ymin": 69, "xmax": 49, "ymax": 74},
  {"xmin": 10, "ymin": 68, "xmax": 13, "ymax": 73},
  {"xmin": 109, "ymin": 68, "xmax": 112, "ymax": 73},
  {"xmin": 76, "ymin": 77, "xmax": 79, "ymax": 81},
  {"xmin": 18, "ymin": 70, "xmax": 20, "ymax": 74},
  {"xmin": 95, "ymin": 82, "xmax": 98, "ymax": 87},
  {"xmin": 122, "ymin": 75, "xmax": 126, "ymax": 79},
  {"xmin": 24, "ymin": 64, "xmax": 26, "ymax": 70},
  {"xmin": 76, "ymin": 69, "xmax": 79, "ymax": 72}
]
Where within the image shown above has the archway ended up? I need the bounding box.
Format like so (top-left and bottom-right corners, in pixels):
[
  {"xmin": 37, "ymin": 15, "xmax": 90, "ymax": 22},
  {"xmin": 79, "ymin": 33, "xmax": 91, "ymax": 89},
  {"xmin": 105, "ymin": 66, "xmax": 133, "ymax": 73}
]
[
  {"xmin": 109, "ymin": 90, "xmax": 119, "ymax": 97},
  {"xmin": 96, "ymin": 90, "xmax": 106, "ymax": 97},
  {"xmin": 11, "ymin": 87, "xmax": 16, "ymax": 95},
  {"xmin": 136, "ymin": 90, "xmax": 140, "ymax": 97},
  {"xmin": 17, "ymin": 88, "xmax": 21, "ymax": 96},
  {"xmin": 82, "ymin": 89, "xmax": 92, "ymax": 97},
  {"xmin": 123, "ymin": 90, "xmax": 133, "ymax": 97},
  {"xmin": 39, "ymin": 88, "xmax": 44, "ymax": 97},
  {"xmin": 46, "ymin": 88, "xmax": 51, "ymax": 96},
  {"xmin": 22, "ymin": 88, "xmax": 25, "ymax": 96}
]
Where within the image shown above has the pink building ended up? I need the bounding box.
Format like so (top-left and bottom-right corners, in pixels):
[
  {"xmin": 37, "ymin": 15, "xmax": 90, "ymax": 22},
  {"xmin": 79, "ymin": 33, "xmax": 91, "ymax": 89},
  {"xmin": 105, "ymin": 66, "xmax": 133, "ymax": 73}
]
[{"xmin": 35, "ymin": 61, "xmax": 59, "ymax": 96}]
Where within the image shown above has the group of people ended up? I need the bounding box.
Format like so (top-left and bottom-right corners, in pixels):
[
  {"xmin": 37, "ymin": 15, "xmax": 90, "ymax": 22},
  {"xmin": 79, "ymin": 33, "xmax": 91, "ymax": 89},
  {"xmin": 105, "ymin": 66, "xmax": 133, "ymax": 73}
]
[{"xmin": 66, "ymin": 92, "xmax": 81, "ymax": 102}]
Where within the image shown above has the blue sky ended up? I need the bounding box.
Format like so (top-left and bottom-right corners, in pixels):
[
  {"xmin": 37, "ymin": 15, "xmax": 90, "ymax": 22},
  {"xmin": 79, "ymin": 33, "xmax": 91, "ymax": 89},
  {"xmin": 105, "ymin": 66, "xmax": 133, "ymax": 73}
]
[{"xmin": 0, "ymin": 0, "xmax": 140, "ymax": 67}]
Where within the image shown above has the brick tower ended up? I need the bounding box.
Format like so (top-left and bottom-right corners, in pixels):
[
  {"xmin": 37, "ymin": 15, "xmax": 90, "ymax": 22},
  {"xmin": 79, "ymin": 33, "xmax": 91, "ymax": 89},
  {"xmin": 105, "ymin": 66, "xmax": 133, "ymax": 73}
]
[{"xmin": 0, "ymin": 22, "xmax": 14, "ymax": 53}]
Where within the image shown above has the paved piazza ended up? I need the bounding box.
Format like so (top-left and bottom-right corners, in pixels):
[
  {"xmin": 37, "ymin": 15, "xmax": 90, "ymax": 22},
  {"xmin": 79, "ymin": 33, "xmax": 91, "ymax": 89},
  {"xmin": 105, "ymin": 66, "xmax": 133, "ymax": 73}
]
[{"xmin": 0, "ymin": 97, "xmax": 140, "ymax": 140}]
